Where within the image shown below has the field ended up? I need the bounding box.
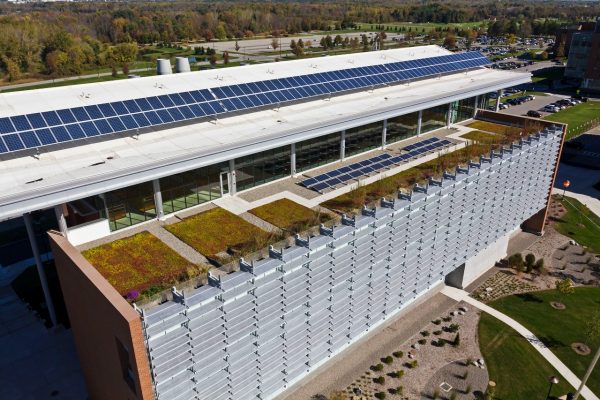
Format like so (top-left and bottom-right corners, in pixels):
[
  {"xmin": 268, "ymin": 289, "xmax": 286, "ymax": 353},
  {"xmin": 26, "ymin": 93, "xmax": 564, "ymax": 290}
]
[
  {"xmin": 544, "ymin": 101, "xmax": 600, "ymax": 141},
  {"xmin": 249, "ymin": 199, "xmax": 334, "ymax": 233},
  {"xmin": 165, "ymin": 207, "xmax": 280, "ymax": 262},
  {"xmin": 479, "ymin": 313, "xmax": 575, "ymax": 399},
  {"xmin": 487, "ymin": 288, "xmax": 600, "ymax": 395},
  {"xmin": 552, "ymin": 196, "xmax": 600, "ymax": 253},
  {"xmin": 82, "ymin": 231, "xmax": 200, "ymax": 298}
]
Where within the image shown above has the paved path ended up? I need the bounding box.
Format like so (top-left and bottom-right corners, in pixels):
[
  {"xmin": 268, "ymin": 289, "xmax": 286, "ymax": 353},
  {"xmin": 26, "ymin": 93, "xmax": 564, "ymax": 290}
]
[
  {"xmin": 441, "ymin": 286, "xmax": 599, "ymax": 400},
  {"xmin": 147, "ymin": 225, "xmax": 209, "ymax": 265}
]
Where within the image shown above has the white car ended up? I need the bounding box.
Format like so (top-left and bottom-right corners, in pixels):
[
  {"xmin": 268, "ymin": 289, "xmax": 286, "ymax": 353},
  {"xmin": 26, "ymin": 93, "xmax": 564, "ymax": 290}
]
[
  {"xmin": 499, "ymin": 103, "xmax": 509, "ymax": 110},
  {"xmin": 543, "ymin": 106, "xmax": 560, "ymax": 113}
]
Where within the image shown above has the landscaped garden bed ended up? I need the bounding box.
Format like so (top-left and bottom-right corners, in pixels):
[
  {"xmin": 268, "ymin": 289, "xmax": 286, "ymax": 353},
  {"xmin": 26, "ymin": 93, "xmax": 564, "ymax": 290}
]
[
  {"xmin": 466, "ymin": 120, "xmax": 523, "ymax": 137},
  {"xmin": 249, "ymin": 199, "xmax": 334, "ymax": 233},
  {"xmin": 165, "ymin": 207, "xmax": 283, "ymax": 264},
  {"xmin": 460, "ymin": 130, "xmax": 501, "ymax": 143},
  {"xmin": 82, "ymin": 231, "xmax": 203, "ymax": 299}
]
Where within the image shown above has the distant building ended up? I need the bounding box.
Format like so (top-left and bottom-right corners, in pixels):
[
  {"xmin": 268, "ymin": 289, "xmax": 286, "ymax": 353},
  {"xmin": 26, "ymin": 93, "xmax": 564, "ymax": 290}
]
[
  {"xmin": 565, "ymin": 17, "xmax": 600, "ymax": 93},
  {"xmin": 555, "ymin": 20, "xmax": 596, "ymax": 57}
]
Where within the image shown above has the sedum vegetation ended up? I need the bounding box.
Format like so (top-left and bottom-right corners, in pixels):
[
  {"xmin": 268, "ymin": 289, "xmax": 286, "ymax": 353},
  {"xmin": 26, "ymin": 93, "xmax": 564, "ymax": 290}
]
[
  {"xmin": 82, "ymin": 231, "xmax": 205, "ymax": 298},
  {"xmin": 249, "ymin": 199, "xmax": 334, "ymax": 233}
]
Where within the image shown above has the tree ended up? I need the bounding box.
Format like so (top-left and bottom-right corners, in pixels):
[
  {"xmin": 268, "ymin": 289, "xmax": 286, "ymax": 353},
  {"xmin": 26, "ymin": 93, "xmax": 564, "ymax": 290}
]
[
  {"xmin": 508, "ymin": 253, "xmax": 524, "ymax": 272},
  {"xmin": 555, "ymin": 278, "xmax": 574, "ymax": 304},
  {"xmin": 525, "ymin": 253, "xmax": 536, "ymax": 273},
  {"xmin": 574, "ymin": 312, "xmax": 600, "ymax": 400},
  {"xmin": 223, "ymin": 51, "xmax": 229, "ymax": 65},
  {"xmin": 215, "ymin": 23, "xmax": 227, "ymax": 40},
  {"xmin": 2, "ymin": 57, "xmax": 21, "ymax": 82},
  {"xmin": 209, "ymin": 54, "xmax": 217, "ymax": 65},
  {"xmin": 234, "ymin": 41, "xmax": 240, "ymax": 51},
  {"xmin": 443, "ymin": 34, "xmax": 457, "ymax": 49},
  {"xmin": 534, "ymin": 258, "xmax": 544, "ymax": 271},
  {"xmin": 107, "ymin": 42, "xmax": 138, "ymax": 74},
  {"xmin": 290, "ymin": 39, "xmax": 303, "ymax": 57},
  {"xmin": 271, "ymin": 37, "xmax": 279, "ymax": 51}
]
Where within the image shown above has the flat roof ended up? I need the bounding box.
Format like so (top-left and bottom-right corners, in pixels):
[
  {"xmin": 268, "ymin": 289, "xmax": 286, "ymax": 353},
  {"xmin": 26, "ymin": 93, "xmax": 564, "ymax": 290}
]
[{"xmin": 0, "ymin": 47, "xmax": 531, "ymax": 220}]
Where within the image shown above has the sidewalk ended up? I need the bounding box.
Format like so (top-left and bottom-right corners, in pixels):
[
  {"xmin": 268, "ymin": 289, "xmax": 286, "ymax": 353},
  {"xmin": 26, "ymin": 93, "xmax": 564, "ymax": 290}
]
[{"xmin": 441, "ymin": 286, "xmax": 599, "ymax": 400}]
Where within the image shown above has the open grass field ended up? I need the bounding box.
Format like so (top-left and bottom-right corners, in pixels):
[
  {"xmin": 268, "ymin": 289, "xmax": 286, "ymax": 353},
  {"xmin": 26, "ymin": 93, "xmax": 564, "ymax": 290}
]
[
  {"xmin": 500, "ymin": 91, "xmax": 549, "ymax": 103},
  {"xmin": 479, "ymin": 313, "xmax": 575, "ymax": 399},
  {"xmin": 165, "ymin": 207, "xmax": 278, "ymax": 261},
  {"xmin": 249, "ymin": 199, "xmax": 333, "ymax": 233},
  {"xmin": 82, "ymin": 231, "xmax": 199, "ymax": 297},
  {"xmin": 553, "ymin": 196, "xmax": 600, "ymax": 253},
  {"xmin": 487, "ymin": 287, "xmax": 600, "ymax": 395},
  {"xmin": 544, "ymin": 101, "xmax": 600, "ymax": 141}
]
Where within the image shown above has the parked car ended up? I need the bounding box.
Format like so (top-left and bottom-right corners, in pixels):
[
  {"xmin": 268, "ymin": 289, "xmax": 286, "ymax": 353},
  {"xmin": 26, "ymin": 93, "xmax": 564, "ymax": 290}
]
[
  {"xmin": 499, "ymin": 103, "xmax": 509, "ymax": 110},
  {"xmin": 527, "ymin": 110, "xmax": 542, "ymax": 117},
  {"xmin": 543, "ymin": 105, "xmax": 560, "ymax": 113}
]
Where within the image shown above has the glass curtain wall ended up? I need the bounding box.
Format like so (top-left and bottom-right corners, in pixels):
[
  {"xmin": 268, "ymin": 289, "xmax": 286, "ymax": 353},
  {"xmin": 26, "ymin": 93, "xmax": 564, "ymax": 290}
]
[
  {"xmin": 453, "ymin": 97, "xmax": 477, "ymax": 123},
  {"xmin": 345, "ymin": 122, "xmax": 383, "ymax": 157},
  {"xmin": 105, "ymin": 182, "xmax": 156, "ymax": 231},
  {"xmin": 235, "ymin": 146, "xmax": 291, "ymax": 191},
  {"xmin": 420, "ymin": 105, "xmax": 448, "ymax": 134},
  {"xmin": 386, "ymin": 112, "xmax": 419, "ymax": 145},
  {"xmin": 295, "ymin": 132, "xmax": 341, "ymax": 172},
  {"xmin": 159, "ymin": 162, "xmax": 228, "ymax": 215}
]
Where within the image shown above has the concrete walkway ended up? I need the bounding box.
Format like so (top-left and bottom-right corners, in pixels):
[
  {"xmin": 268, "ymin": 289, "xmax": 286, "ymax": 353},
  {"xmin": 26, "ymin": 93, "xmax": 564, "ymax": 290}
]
[{"xmin": 441, "ymin": 286, "xmax": 599, "ymax": 400}]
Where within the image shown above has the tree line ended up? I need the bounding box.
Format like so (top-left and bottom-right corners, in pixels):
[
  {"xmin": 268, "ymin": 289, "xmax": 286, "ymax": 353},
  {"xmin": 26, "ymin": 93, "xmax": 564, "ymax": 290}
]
[{"xmin": 0, "ymin": 0, "xmax": 598, "ymax": 81}]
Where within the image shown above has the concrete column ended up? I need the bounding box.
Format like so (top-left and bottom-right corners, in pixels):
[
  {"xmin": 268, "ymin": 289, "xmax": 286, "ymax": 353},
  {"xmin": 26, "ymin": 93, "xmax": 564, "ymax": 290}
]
[
  {"xmin": 54, "ymin": 205, "xmax": 68, "ymax": 238},
  {"xmin": 229, "ymin": 159, "xmax": 237, "ymax": 195},
  {"xmin": 417, "ymin": 110, "xmax": 423, "ymax": 137},
  {"xmin": 473, "ymin": 95, "xmax": 480, "ymax": 118},
  {"xmin": 382, "ymin": 119, "xmax": 387, "ymax": 149},
  {"xmin": 446, "ymin": 103, "xmax": 453, "ymax": 127},
  {"xmin": 290, "ymin": 143, "xmax": 296, "ymax": 176},
  {"xmin": 23, "ymin": 212, "xmax": 57, "ymax": 327},
  {"xmin": 340, "ymin": 130, "xmax": 346, "ymax": 161},
  {"xmin": 495, "ymin": 89, "xmax": 503, "ymax": 112},
  {"xmin": 152, "ymin": 179, "xmax": 164, "ymax": 219}
]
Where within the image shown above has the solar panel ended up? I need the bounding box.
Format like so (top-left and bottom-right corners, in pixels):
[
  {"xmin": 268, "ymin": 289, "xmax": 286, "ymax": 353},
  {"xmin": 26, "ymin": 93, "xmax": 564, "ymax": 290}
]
[{"xmin": 1, "ymin": 51, "xmax": 490, "ymax": 154}]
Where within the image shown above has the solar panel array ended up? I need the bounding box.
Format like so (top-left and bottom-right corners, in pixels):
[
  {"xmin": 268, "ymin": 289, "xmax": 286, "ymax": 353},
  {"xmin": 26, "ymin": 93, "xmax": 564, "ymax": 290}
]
[
  {"xmin": 0, "ymin": 52, "xmax": 490, "ymax": 155},
  {"xmin": 301, "ymin": 137, "xmax": 452, "ymax": 192}
]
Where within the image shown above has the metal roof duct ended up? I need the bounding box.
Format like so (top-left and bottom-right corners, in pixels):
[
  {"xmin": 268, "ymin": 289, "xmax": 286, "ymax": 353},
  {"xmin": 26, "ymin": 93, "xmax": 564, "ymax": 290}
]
[
  {"xmin": 156, "ymin": 59, "xmax": 172, "ymax": 75},
  {"xmin": 175, "ymin": 57, "xmax": 191, "ymax": 73}
]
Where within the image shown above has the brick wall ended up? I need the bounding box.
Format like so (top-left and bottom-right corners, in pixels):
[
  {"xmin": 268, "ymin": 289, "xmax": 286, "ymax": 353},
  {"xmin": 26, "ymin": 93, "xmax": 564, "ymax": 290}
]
[{"xmin": 48, "ymin": 231, "xmax": 154, "ymax": 400}]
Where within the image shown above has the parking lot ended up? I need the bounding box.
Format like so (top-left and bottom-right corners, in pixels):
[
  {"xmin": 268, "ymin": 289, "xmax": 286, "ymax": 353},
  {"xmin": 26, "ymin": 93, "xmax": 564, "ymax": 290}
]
[{"xmin": 500, "ymin": 93, "xmax": 569, "ymax": 117}]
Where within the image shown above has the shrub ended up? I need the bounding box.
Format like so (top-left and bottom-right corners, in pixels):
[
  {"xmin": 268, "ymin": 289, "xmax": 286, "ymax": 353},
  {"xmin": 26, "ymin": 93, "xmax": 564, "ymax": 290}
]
[
  {"xmin": 433, "ymin": 330, "xmax": 442, "ymax": 335},
  {"xmin": 462, "ymin": 370, "xmax": 469, "ymax": 380},
  {"xmin": 395, "ymin": 386, "xmax": 403, "ymax": 395},
  {"xmin": 372, "ymin": 363, "xmax": 384, "ymax": 372},
  {"xmin": 432, "ymin": 339, "xmax": 446, "ymax": 347},
  {"xmin": 525, "ymin": 253, "xmax": 536, "ymax": 269},
  {"xmin": 450, "ymin": 392, "xmax": 458, "ymax": 400},
  {"xmin": 453, "ymin": 333, "xmax": 461, "ymax": 347},
  {"xmin": 447, "ymin": 323, "xmax": 460, "ymax": 333},
  {"xmin": 442, "ymin": 316, "xmax": 452, "ymax": 322},
  {"xmin": 374, "ymin": 392, "xmax": 386, "ymax": 400},
  {"xmin": 465, "ymin": 384, "xmax": 472, "ymax": 394},
  {"xmin": 432, "ymin": 389, "xmax": 440, "ymax": 399},
  {"xmin": 421, "ymin": 330, "xmax": 430, "ymax": 337},
  {"xmin": 396, "ymin": 370, "xmax": 405, "ymax": 378},
  {"xmin": 374, "ymin": 376, "xmax": 385, "ymax": 385},
  {"xmin": 382, "ymin": 356, "xmax": 394, "ymax": 364},
  {"xmin": 418, "ymin": 339, "xmax": 427, "ymax": 345},
  {"xmin": 433, "ymin": 319, "xmax": 442, "ymax": 325},
  {"xmin": 393, "ymin": 351, "xmax": 403, "ymax": 358},
  {"xmin": 408, "ymin": 360, "xmax": 418, "ymax": 369}
]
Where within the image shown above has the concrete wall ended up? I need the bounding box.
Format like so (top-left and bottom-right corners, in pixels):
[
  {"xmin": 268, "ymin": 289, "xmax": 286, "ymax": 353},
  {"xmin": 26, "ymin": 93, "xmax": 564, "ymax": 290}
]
[
  {"xmin": 48, "ymin": 231, "xmax": 155, "ymax": 400},
  {"xmin": 141, "ymin": 127, "xmax": 562, "ymax": 400}
]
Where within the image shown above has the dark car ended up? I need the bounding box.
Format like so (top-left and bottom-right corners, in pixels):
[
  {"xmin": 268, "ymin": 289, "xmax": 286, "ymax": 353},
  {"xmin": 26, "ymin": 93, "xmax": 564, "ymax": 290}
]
[{"xmin": 527, "ymin": 110, "xmax": 542, "ymax": 118}]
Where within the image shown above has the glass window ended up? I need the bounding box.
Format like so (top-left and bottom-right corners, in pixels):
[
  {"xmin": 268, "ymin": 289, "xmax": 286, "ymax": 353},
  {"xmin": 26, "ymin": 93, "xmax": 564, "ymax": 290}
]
[
  {"xmin": 159, "ymin": 162, "xmax": 228, "ymax": 215},
  {"xmin": 235, "ymin": 146, "xmax": 291, "ymax": 191},
  {"xmin": 65, "ymin": 196, "xmax": 106, "ymax": 227},
  {"xmin": 295, "ymin": 132, "xmax": 341, "ymax": 172},
  {"xmin": 105, "ymin": 182, "xmax": 156, "ymax": 231},
  {"xmin": 345, "ymin": 121, "xmax": 383, "ymax": 157},
  {"xmin": 386, "ymin": 112, "xmax": 418, "ymax": 145},
  {"xmin": 421, "ymin": 105, "xmax": 448, "ymax": 134},
  {"xmin": 451, "ymin": 97, "xmax": 477, "ymax": 123}
]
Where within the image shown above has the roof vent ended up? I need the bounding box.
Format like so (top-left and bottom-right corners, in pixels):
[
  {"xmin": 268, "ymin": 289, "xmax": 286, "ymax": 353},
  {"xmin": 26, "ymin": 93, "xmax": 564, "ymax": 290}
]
[
  {"xmin": 156, "ymin": 59, "xmax": 172, "ymax": 75},
  {"xmin": 25, "ymin": 178, "xmax": 43, "ymax": 185},
  {"xmin": 175, "ymin": 57, "xmax": 191, "ymax": 73}
]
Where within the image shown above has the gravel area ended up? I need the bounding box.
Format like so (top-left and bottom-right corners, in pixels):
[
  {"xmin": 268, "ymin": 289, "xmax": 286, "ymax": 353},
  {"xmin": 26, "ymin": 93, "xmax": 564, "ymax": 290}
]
[
  {"xmin": 421, "ymin": 360, "xmax": 489, "ymax": 400},
  {"xmin": 339, "ymin": 302, "xmax": 484, "ymax": 400}
]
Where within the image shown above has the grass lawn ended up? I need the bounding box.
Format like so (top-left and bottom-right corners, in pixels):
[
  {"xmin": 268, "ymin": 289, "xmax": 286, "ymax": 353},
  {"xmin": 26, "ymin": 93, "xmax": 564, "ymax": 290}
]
[
  {"xmin": 356, "ymin": 21, "xmax": 485, "ymax": 32},
  {"xmin": 165, "ymin": 207, "xmax": 279, "ymax": 262},
  {"xmin": 487, "ymin": 287, "xmax": 600, "ymax": 395},
  {"xmin": 479, "ymin": 313, "xmax": 575, "ymax": 399},
  {"xmin": 553, "ymin": 195, "xmax": 600, "ymax": 253},
  {"xmin": 461, "ymin": 130, "xmax": 501, "ymax": 143},
  {"xmin": 500, "ymin": 91, "xmax": 549, "ymax": 103},
  {"xmin": 249, "ymin": 199, "xmax": 333, "ymax": 233},
  {"xmin": 82, "ymin": 231, "xmax": 201, "ymax": 298},
  {"xmin": 544, "ymin": 101, "xmax": 600, "ymax": 141}
]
